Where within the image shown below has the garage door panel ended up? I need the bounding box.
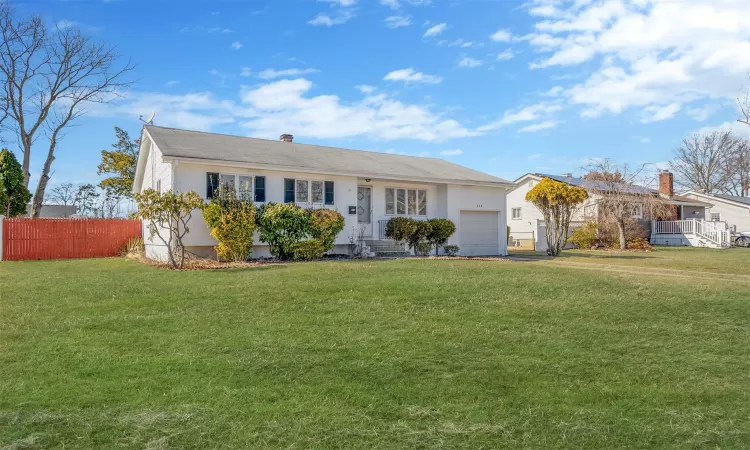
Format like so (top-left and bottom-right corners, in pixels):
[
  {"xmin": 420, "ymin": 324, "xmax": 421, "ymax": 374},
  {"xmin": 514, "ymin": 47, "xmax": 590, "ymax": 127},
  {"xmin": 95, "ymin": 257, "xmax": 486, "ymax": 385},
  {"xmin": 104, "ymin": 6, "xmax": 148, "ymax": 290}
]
[{"xmin": 460, "ymin": 211, "xmax": 500, "ymax": 256}]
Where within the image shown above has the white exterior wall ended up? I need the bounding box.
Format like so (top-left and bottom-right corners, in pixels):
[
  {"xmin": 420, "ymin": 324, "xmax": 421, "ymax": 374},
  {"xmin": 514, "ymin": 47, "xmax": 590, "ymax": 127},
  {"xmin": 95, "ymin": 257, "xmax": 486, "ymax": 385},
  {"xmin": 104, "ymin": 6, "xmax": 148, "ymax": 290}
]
[
  {"xmin": 140, "ymin": 140, "xmax": 174, "ymax": 261},
  {"xmin": 683, "ymin": 193, "xmax": 750, "ymax": 233},
  {"xmin": 447, "ymin": 184, "xmax": 508, "ymax": 255},
  {"xmin": 138, "ymin": 154, "xmax": 510, "ymax": 259},
  {"xmin": 174, "ymin": 162, "xmax": 360, "ymax": 258},
  {"xmin": 361, "ymin": 179, "xmax": 439, "ymax": 239}
]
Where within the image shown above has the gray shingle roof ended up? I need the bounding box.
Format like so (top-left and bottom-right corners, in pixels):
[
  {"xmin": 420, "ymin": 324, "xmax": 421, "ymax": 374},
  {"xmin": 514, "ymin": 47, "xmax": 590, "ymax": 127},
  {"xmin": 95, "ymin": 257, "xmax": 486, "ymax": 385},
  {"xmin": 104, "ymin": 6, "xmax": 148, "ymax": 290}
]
[
  {"xmin": 713, "ymin": 193, "xmax": 750, "ymax": 206},
  {"xmin": 145, "ymin": 126, "xmax": 512, "ymax": 187}
]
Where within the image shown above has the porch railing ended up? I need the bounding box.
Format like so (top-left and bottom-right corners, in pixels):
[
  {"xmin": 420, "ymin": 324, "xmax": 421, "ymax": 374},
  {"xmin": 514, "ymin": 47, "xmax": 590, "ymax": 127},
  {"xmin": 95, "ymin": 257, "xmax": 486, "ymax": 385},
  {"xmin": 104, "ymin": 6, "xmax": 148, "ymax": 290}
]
[{"xmin": 652, "ymin": 219, "xmax": 730, "ymax": 247}]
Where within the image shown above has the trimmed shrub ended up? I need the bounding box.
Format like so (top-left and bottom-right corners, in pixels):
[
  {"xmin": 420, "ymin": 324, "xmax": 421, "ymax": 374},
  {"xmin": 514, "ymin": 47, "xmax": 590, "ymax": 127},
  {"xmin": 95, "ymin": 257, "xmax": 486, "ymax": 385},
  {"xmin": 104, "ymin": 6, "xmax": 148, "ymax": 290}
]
[
  {"xmin": 443, "ymin": 245, "xmax": 459, "ymax": 256},
  {"xmin": 292, "ymin": 239, "xmax": 326, "ymax": 261},
  {"xmin": 407, "ymin": 220, "xmax": 432, "ymax": 254},
  {"xmin": 385, "ymin": 217, "xmax": 418, "ymax": 243},
  {"xmin": 256, "ymin": 202, "xmax": 310, "ymax": 260},
  {"xmin": 202, "ymin": 188, "xmax": 256, "ymax": 262},
  {"xmin": 569, "ymin": 220, "xmax": 600, "ymax": 249},
  {"xmin": 426, "ymin": 218, "xmax": 456, "ymax": 255},
  {"xmin": 308, "ymin": 208, "xmax": 345, "ymax": 253},
  {"xmin": 626, "ymin": 237, "xmax": 653, "ymax": 251},
  {"xmin": 416, "ymin": 242, "xmax": 432, "ymax": 256}
]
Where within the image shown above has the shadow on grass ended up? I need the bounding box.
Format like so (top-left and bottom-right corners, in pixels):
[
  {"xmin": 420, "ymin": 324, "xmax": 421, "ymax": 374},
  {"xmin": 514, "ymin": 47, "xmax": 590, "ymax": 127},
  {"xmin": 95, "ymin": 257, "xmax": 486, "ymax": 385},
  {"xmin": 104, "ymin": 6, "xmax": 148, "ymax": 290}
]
[{"xmin": 509, "ymin": 250, "xmax": 655, "ymax": 261}]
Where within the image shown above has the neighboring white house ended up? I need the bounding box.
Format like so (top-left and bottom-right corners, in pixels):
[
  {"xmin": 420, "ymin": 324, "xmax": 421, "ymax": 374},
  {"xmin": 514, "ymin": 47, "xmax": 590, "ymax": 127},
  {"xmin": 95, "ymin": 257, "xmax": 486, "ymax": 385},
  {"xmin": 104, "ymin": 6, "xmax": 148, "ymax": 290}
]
[
  {"xmin": 681, "ymin": 191, "xmax": 750, "ymax": 236},
  {"xmin": 132, "ymin": 126, "xmax": 516, "ymax": 259},
  {"xmin": 507, "ymin": 172, "xmax": 716, "ymax": 250}
]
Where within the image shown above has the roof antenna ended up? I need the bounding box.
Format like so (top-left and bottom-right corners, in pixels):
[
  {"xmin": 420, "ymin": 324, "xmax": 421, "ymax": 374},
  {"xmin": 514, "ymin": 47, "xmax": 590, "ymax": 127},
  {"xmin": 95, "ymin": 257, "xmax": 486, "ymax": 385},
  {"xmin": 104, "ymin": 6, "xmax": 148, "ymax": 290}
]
[{"xmin": 138, "ymin": 112, "xmax": 156, "ymax": 125}]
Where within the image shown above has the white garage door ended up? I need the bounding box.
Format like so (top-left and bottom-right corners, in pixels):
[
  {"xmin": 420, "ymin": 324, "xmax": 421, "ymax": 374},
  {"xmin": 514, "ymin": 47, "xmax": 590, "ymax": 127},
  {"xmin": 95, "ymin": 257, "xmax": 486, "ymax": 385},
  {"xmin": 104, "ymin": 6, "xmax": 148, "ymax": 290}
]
[{"xmin": 459, "ymin": 211, "xmax": 500, "ymax": 256}]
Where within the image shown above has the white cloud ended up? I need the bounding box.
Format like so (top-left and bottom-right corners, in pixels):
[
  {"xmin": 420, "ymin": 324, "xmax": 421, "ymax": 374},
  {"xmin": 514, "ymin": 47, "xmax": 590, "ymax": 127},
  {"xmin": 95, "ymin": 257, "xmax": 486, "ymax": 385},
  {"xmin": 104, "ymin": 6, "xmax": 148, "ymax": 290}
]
[
  {"xmin": 386, "ymin": 149, "xmax": 431, "ymax": 157},
  {"xmin": 496, "ymin": 49, "xmax": 514, "ymax": 61},
  {"xmin": 528, "ymin": 153, "xmax": 543, "ymax": 160},
  {"xmin": 96, "ymin": 80, "xmax": 478, "ymax": 142},
  {"xmin": 457, "ymin": 57, "xmax": 482, "ymax": 68},
  {"xmin": 385, "ymin": 15, "xmax": 411, "ymax": 28},
  {"xmin": 523, "ymin": 0, "xmax": 750, "ymax": 121},
  {"xmin": 518, "ymin": 120, "xmax": 561, "ymax": 133},
  {"xmin": 489, "ymin": 28, "xmax": 512, "ymax": 42},
  {"xmin": 165, "ymin": 80, "xmax": 179, "ymax": 87},
  {"xmin": 256, "ymin": 68, "xmax": 320, "ymax": 79},
  {"xmin": 320, "ymin": 0, "xmax": 357, "ymax": 6},
  {"xmin": 444, "ymin": 39, "xmax": 478, "ymax": 48},
  {"xmin": 633, "ymin": 136, "xmax": 651, "ymax": 143},
  {"xmin": 543, "ymin": 86, "xmax": 564, "ymax": 97},
  {"xmin": 423, "ymin": 23, "xmax": 447, "ymax": 38},
  {"xmin": 696, "ymin": 120, "xmax": 750, "ymax": 137},
  {"xmin": 238, "ymin": 78, "xmax": 477, "ymax": 141},
  {"xmin": 308, "ymin": 9, "xmax": 356, "ymax": 26},
  {"xmin": 440, "ymin": 149, "xmax": 464, "ymax": 156},
  {"xmin": 355, "ymin": 85, "xmax": 376, "ymax": 94},
  {"xmin": 383, "ymin": 68, "xmax": 442, "ymax": 84},
  {"xmin": 686, "ymin": 104, "xmax": 718, "ymax": 122},
  {"xmin": 56, "ymin": 20, "xmax": 77, "ymax": 29},
  {"xmin": 240, "ymin": 67, "xmax": 252, "ymax": 77},
  {"xmin": 479, "ymin": 102, "xmax": 562, "ymax": 131},
  {"xmin": 87, "ymin": 91, "xmax": 240, "ymax": 131},
  {"xmin": 230, "ymin": 41, "xmax": 242, "ymax": 50},
  {"xmin": 641, "ymin": 103, "xmax": 681, "ymax": 123},
  {"xmin": 381, "ymin": 0, "xmax": 400, "ymax": 9}
]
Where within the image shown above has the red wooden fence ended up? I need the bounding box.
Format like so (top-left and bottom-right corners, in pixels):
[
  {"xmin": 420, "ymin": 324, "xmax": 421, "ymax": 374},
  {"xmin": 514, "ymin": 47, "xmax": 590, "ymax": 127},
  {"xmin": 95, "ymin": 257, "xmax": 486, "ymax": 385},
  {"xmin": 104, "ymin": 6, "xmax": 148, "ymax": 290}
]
[{"xmin": 1, "ymin": 218, "xmax": 142, "ymax": 261}]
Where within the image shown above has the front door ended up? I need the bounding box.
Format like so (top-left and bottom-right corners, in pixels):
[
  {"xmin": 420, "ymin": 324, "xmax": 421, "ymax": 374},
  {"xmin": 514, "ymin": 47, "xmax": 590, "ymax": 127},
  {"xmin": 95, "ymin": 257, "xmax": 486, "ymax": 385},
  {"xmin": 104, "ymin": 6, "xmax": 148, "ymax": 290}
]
[{"xmin": 357, "ymin": 186, "xmax": 373, "ymax": 237}]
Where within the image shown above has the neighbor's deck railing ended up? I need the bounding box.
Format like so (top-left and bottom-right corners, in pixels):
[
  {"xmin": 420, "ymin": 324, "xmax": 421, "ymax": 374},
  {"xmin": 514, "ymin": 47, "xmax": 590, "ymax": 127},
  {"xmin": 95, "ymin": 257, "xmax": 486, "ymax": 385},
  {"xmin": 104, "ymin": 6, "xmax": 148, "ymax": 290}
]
[{"xmin": 652, "ymin": 219, "xmax": 730, "ymax": 246}]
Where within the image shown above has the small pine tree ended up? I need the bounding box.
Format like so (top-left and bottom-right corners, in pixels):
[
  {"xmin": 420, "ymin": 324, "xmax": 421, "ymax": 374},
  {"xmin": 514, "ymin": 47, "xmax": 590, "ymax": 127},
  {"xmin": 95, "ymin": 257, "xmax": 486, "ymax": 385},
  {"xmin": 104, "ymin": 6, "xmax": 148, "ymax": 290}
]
[{"xmin": 0, "ymin": 149, "xmax": 32, "ymax": 217}]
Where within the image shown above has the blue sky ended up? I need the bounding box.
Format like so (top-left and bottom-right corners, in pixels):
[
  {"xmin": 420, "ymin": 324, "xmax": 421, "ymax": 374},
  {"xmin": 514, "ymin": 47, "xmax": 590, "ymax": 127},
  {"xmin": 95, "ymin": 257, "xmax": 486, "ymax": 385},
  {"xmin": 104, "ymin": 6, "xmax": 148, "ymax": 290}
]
[{"xmin": 15, "ymin": 0, "xmax": 750, "ymax": 189}]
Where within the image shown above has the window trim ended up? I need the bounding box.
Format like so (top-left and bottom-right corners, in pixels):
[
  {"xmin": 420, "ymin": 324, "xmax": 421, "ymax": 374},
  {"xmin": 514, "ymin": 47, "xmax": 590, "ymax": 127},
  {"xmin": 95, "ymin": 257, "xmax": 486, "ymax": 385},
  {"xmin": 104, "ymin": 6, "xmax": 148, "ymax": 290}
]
[
  {"xmin": 710, "ymin": 212, "xmax": 721, "ymax": 222},
  {"xmin": 286, "ymin": 178, "xmax": 335, "ymax": 205},
  {"xmin": 207, "ymin": 172, "xmax": 263, "ymax": 202},
  {"xmin": 384, "ymin": 186, "xmax": 428, "ymax": 217},
  {"xmin": 511, "ymin": 207, "xmax": 522, "ymax": 220},
  {"xmin": 631, "ymin": 204, "xmax": 644, "ymax": 219}
]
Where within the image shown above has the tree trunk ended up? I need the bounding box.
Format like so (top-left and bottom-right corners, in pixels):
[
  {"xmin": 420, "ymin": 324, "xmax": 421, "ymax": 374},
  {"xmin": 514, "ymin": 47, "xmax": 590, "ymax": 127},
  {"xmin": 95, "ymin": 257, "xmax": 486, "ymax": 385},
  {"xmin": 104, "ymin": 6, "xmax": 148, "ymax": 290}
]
[
  {"xmin": 31, "ymin": 137, "xmax": 59, "ymax": 218},
  {"xmin": 618, "ymin": 220, "xmax": 627, "ymax": 250}
]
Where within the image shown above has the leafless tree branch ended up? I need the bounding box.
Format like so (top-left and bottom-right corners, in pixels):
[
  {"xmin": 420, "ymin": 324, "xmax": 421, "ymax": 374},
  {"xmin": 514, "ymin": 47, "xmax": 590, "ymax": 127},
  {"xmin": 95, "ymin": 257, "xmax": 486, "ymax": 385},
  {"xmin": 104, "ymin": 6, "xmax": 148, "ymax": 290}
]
[{"xmin": 0, "ymin": 2, "xmax": 134, "ymax": 217}]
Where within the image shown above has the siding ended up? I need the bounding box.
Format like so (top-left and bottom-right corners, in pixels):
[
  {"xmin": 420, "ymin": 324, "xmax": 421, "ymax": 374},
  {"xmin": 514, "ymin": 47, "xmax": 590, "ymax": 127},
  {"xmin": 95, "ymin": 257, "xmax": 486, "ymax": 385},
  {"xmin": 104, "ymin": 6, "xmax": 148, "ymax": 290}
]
[
  {"xmin": 683, "ymin": 193, "xmax": 750, "ymax": 233},
  {"xmin": 141, "ymin": 140, "xmax": 174, "ymax": 259}
]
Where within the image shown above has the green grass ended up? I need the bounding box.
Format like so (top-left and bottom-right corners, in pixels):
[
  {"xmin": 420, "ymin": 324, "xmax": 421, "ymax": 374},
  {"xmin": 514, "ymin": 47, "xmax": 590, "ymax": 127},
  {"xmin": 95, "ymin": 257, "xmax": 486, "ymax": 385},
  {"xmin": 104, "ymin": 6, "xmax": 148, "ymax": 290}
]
[
  {"xmin": 1, "ymin": 257, "xmax": 749, "ymax": 448},
  {"xmin": 511, "ymin": 246, "xmax": 750, "ymax": 275}
]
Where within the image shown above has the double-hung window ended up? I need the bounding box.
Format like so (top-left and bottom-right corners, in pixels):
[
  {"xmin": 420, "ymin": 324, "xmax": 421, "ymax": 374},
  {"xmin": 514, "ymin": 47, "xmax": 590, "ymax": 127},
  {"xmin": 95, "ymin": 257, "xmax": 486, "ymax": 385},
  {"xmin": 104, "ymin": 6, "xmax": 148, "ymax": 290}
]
[
  {"xmin": 710, "ymin": 212, "xmax": 721, "ymax": 222},
  {"xmin": 631, "ymin": 204, "xmax": 643, "ymax": 219},
  {"xmin": 206, "ymin": 172, "xmax": 265, "ymax": 202},
  {"xmin": 511, "ymin": 207, "xmax": 522, "ymax": 220},
  {"xmin": 285, "ymin": 178, "xmax": 335, "ymax": 205},
  {"xmin": 385, "ymin": 188, "xmax": 427, "ymax": 216}
]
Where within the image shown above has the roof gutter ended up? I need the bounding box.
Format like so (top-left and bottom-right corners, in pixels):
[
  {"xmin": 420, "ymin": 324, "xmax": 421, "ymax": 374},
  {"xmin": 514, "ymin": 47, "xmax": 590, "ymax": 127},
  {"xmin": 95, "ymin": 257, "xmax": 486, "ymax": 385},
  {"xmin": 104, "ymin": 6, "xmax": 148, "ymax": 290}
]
[{"xmin": 162, "ymin": 155, "xmax": 517, "ymax": 189}]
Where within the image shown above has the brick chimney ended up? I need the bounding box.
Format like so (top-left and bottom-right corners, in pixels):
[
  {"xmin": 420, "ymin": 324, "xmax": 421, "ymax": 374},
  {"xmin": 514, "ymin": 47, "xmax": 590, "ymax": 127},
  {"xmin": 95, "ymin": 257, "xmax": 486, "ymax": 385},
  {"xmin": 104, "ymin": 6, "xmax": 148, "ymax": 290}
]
[
  {"xmin": 659, "ymin": 170, "xmax": 674, "ymax": 198},
  {"xmin": 280, "ymin": 134, "xmax": 294, "ymax": 142}
]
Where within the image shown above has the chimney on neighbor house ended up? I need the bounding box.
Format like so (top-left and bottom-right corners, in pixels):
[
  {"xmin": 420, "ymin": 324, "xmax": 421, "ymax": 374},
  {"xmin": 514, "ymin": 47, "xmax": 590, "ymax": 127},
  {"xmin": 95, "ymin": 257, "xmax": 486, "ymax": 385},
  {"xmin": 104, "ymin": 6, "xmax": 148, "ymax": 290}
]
[
  {"xmin": 659, "ymin": 170, "xmax": 674, "ymax": 198},
  {"xmin": 280, "ymin": 134, "xmax": 294, "ymax": 142}
]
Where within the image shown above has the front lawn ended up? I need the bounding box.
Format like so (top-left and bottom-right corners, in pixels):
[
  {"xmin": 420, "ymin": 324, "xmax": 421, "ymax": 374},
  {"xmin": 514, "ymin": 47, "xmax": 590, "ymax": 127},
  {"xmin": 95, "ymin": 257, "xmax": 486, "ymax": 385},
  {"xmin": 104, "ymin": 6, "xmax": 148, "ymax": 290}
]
[
  {"xmin": 511, "ymin": 246, "xmax": 750, "ymax": 275},
  {"xmin": 1, "ymin": 258, "xmax": 748, "ymax": 448}
]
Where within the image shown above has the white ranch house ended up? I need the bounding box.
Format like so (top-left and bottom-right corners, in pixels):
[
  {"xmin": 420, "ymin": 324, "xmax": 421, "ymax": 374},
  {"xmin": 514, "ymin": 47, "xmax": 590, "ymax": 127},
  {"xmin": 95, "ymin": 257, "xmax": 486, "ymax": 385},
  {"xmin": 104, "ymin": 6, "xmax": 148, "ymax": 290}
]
[
  {"xmin": 506, "ymin": 171, "xmax": 735, "ymax": 250},
  {"xmin": 132, "ymin": 126, "xmax": 516, "ymax": 259}
]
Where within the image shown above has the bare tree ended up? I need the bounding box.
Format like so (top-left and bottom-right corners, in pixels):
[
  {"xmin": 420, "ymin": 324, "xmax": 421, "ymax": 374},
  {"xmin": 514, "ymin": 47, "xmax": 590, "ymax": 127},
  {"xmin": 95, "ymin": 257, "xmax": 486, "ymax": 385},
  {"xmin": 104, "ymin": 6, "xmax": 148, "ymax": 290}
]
[
  {"xmin": 739, "ymin": 75, "xmax": 750, "ymax": 126},
  {"xmin": 585, "ymin": 159, "xmax": 671, "ymax": 250},
  {"xmin": 47, "ymin": 182, "xmax": 76, "ymax": 205},
  {"xmin": 0, "ymin": 3, "xmax": 133, "ymax": 217},
  {"xmin": 669, "ymin": 131, "xmax": 739, "ymax": 194},
  {"xmin": 722, "ymin": 138, "xmax": 750, "ymax": 197}
]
